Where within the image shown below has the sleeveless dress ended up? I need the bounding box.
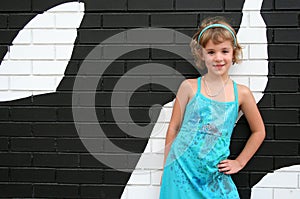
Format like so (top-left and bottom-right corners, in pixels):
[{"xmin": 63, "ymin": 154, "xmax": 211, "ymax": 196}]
[{"xmin": 159, "ymin": 77, "xmax": 240, "ymax": 199}]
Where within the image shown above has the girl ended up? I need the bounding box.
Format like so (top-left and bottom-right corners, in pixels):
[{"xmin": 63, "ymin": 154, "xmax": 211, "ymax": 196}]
[{"xmin": 159, "ymin": 17, "xmax": 265, "ymax": 199}]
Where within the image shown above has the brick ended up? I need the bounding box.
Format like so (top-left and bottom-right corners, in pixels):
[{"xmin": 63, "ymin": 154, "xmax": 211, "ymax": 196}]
[
  {"xmin": 10, "ymin": 108, "xmax": 57, "ymax": 122},
  {"xmin": 0, "ymin": 45, "xmax": 7, "ymax": 59},
  {"xmin": 175, "ymin": 61, "xmax": 199, "ymax": 76},
  {"xmin": 32, "ymin": 92, "xmax": 72, "ymax": 106},
  {"xmin": 150, "ymin": 77, "xmax": 182, "ymax": 91},
  {"xmin": 0, "ymin": 153, "xmax": 31, "ymax": 166},
  {"xmin": 0, "ymin": 123, "xmax": 31, "ymax": 137},
  {"xmin": 251, "ymin": 188, "xmax": 273, "ymax": 198},
  {"xmin": 8, "ymin": 14, "xmax": 35, "ymax": 29},
  {"xmin": 104, "ymin": 107, "xmax": 154, "ymax": 123},
  {"xmin": 126, "ymin": 29, "xmax": 174, "ymax": 44},
  {"xmin": 275, "ymin": 0, "xmax": 300, "ymax": 10},
  {"xmin": 224, "ymin": 0, "xmax": 247, "ymax": 11},
  {"xmin": 274, "ymin": 156, "xmax": 300, "ymax": 170},
  {"xmin": 243, "ymin": 156, "xmax": 274, "ymax": 172},
  {"xmin": 0, "ymin": 168, "xmax": 9, "ymax": 181},
  {"xmin": 11, "ymin": 138, "xmax": 55, "ymax": 152},
  {"xmin": 257, "ymin": 93, "xmax": 273, "ymax": 108},
  {"xmin": 275, "ymin": 94, "xmax": 300, "ymax": 107},
  {"xmin": 31, "ymin": 0, "xmax": 71, "ymax": 11},
  {"xmin": 34, "ymin": 184, "xmax": 78, "ymax": 198},
  {"xmin": 237, "ymin": 188, "xmax": 251, "ymax": 199},
  {"xmin": 103, "ymin": 170, "xmax": 131, "ymax": 184},
  {"xmin": 33, "ymin": 153, "xmax": 79, "ymax": 167},
  {"xmin": 77, "ymin": 92, "xmax": 126, "ymax": 107},
  {"xmin": 78, "ymin": 61, "xmax": 125, "ymax": 76},
  {"xmin": 151, "ymin": 47, "xmax": 190, "ymax": 60},
  {"xmin": 261, "ymin": 12, "xmax": 299, "ymax": 27},
  {"xmin": 201, "ymin": 13, "xmax": 242, "ymax": 27},
  {"xmin": 57, "ymin": 138, "xmax": 102, "ymax": 153},
  {"xmin": 57, "ymin": 169, "xmax": 103, "ymax": 184},
  {"xmin": 0, "ymin": 108, "xmax": 9, "ymax": 121},
  {"xmin": 57, "ymin": 107, "xmax": 105, "ymax": 122},
  {"xmin": 0, "ymin": 30, "xmax": 18, "ymax": 45},
  {"xmin": 256, "ymin": 141, "xmax": 298, "ymax": 155},
  {"xmin": 0, "ymin": 138, "xmax": 8, "ymax": 151},
  {"xmin": 275, "ymin": 29, "xmax": 300, "ymax": 43},
  {"xmin": 261, "ymin": 0, "xmax": 274, "ymax": 10},
  {"xmin": 126, "ymin": 61, "xmax": 176, "ymax": 74},
  {"xmin": 80, "ymin": 14, "xmax": 102, "ymax": 28},
  {"xmin": 261, "ymin": 109, "xmax": 298, "ymax": 124},
  {"xmin": 70, "ymin": 45, "xmax": 102, "ymax": 60},
  {"xmin": 78, "ymin": 29, "xmax": 126, "ymax": 44},
  {"xmin": 102, "ymin": 46, "xmax": 150, "ymax": 60},
  {"xmin": 80, "ymin": 185, "xmax": 124, "ymax": 198},
  {"xmin": 10, "ymin": 45, "xmax": 55, "ymax": 60},
  {"xmin": 266, "ymin": 77, "xmax": 298, "ymax": 92},
  {"xmin": 78, "ymin": 123, "xmax": 129, "ymax": 138},
  {"xmin": 128, "ymin": 0, "xmax": 173, "ymax": 10},
  {"xmin": 268, "ymin": 44, "xmax": 298, "ymax": 59},
  {"xmin": 232, "ymin": 172, "xmax": 249, "ymax": 187},
  {"xmin": 0, "ymin": 0, "xmax": 31, "ymax": 11},
  {"xmin": 103, "ymin": 138, "xmax": 147, "ymax": 153},
  {"xmin": 128, "ymin": 92, "xmax": 174, "ymax": 107},
  {"xmin": 11, "ymin": 168, "xmax": 55, "ymax": 182},
  {"xmin": 80, "ymin": 154, "xmax": 126, "ymax": 169},
  {"xmin": 0, "ymin": 184, "xmax": 32, "ymax": 197},
  {"xmin": 250, "ymin": 172, "xmax": 267, "ymax": 187},
  {"xmin": 103, "ymin": 14, "xmax": 149, "ymax": 28},
  {"xmin": 275, "ymin": 125, "xmax": 300, "ymax": 140},
  {"xmin": 176, "ymin": 0, "xmax": 222, "ymax": 10},
  {"xmin": 151, "ymin": 14, "xmax": 197, "ymax": 27},
  {"xmin": 274, "ymin": 189, "xmax": 300, "ymax": 199},
  {"xmin": 32, "ymin": 122, "xmax": 77, "ymax": 137},
  {"xmin": 102, "ymin": 77, "xmax": 150, "ymax": 91},
  {"xmin": 0, "ymin": 15, "xmax": 7, "ymax": 28},
  {"xmin": 84, "ymin": 0, "xmax": 127, "ymax": 11},
  {"xmin": 274, "ymin": 62, "xmax": 300, "ymax": 75}
]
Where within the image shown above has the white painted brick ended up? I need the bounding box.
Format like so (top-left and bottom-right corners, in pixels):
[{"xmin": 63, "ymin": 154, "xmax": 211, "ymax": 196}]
[
  {"xmin": 9, "ymin": 45, "xmax": 55, "ymax": 60},
  {"xmin": 150, "ymin": 123, "xmax": 168, "ymax": 138},
  {"xmin": 32, "ymin": 29, "xmax": 76, "ymax": 44},
  {"xmin": 0, "ymin": 91, "xmax": 32, "ymax": 102},
  {"xmin": 237, "ymin": 28, "xmax": 267, "ymax": 43},
  {"xmin": 143, "ymin": 140, "xmax": 151, "ymax": 153},
  {"xmin": 0, "ymin": 61, "xmax": 32, "ymax": 75},
  {"xmin": 135, "ymin": 153, "xmax": 163, "ymax": 169},
  {"xmin": 55, "ymin": 45, "xmax": 74, "ymax": 60},
  {"xmin": 277, "ymin": 165, "xmax": 300, "ymax": 172},
  {"xmin": 12, "ymin": 29, "xmax": 31, "ymax": 44},
  {"xmin": 250, "ymin": 76, "xmax": 268, "ymax": 92},
  {"xmin": 127, "ymin": 186, "xmax": 160, "ymax": 199},
  {"xmin": 155, "ymin": 106, "xmax": 172, "ymax": 123},
  {"xmin": 32, "ymin": 60, "xmax": 68, "ymax": 75},
  {"xmin": 250, "ymin": 188, "xmax": 273, "ymax": 199},
  {"xmin": 127, "ymin": 170, "xmax": 151, "ymax": 185},
  {"xmin": 230, "ymin": 76, "xmax": 249, "ymax": 87},
  {"xmin": 240, "ymin": 44, "xmax": 249, "ymax": 60},
  {"xmin": 55, "ymin": 13, "xmax": 85, "ymax": 28},
  {"xmin": 254, "ymin": 172, "xmax": 298, "ymax": 188},
  {"xmin": 249, "ymin": 44, "xmax": 268, "ymax": 59},
  {"xmin": 238, "ymin": 12, "xmax": 249, "ymax": 28},
  {"xmin": 242, "ymin": 0, "xmax": 264, "ymax": 11},
  {"xmin": 252, "ymin": 92, "xmax": 264, "ymax": 103},
  {"xmin": 274, "ymin": 189, "xmax": 300, "ymax": 199},
  {"xmin": 25, "ymin": 13, "xmax": 55, "ymax": 29},
  {"xmin": 10, "ymin": 76, "xmax": 56, "ymax": 91},
  {"xmin": 151, "ymin": 138, "xmax": 165, "ymax": 153},
  {"xmin": 151, "ymin": 170, "xmax": 163, "ymax": 185},
  {"xmin": 229, "ymin": 61, "xmax": 268, "ymax": 75},
  {"xmin": 250, "ymin": 12, "xmax": 267, "ymax": 27},
  {"xmin": 0, "ymin": 77, "xmax": 9, "ymax": 90}
]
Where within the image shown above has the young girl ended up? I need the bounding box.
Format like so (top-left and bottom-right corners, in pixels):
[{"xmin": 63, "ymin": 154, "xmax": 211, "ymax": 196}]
[{"xmin": 159, "ymin": 17, "xmax": 265, "ymax": 198}]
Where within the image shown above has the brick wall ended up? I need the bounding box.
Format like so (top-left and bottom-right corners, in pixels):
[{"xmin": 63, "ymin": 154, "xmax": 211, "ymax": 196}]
[{"xmin": 0, "ymin": 0, "xmax": 299, "ymax": 199}]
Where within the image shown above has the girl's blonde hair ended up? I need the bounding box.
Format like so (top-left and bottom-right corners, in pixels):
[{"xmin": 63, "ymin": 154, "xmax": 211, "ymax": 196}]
[{"xmin": 190, "ymin": 16, "xmax": 242, "ymax": 69}]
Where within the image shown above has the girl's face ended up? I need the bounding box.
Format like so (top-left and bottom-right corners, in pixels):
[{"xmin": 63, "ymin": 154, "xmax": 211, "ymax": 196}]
[{"xmin": 202, "ymin": 39, "xmax": 234, "ymax": 77}]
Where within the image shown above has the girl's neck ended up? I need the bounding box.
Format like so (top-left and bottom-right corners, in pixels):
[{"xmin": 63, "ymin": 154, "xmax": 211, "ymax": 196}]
[{"xmin": 203, "ymin": 73, "xmax": 229, "ymax": 83}]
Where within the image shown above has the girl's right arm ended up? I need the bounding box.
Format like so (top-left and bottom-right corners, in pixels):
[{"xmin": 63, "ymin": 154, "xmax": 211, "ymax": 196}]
[{"xmin": 162, "ymin": 79, "xmax": 193, "ymax": 170}]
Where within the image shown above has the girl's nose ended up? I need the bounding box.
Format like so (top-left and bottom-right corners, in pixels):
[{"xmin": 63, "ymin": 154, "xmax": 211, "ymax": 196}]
[{"xmin": 215, "ymin": 53, "xmax": 223, "ymax": 62}]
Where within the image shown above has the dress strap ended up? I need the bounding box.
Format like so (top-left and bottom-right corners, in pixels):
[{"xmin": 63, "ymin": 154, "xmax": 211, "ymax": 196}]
[
  {"xmin": 233, "ymin": 81, "xmax": 239, "ymax": 109},
  {"xmin": 197, "ymin": 77, "xmax": 201, "ymax": 94}
]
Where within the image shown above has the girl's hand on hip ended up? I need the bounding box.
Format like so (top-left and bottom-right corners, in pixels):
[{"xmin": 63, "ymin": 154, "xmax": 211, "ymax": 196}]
[{"xmin": 217, "ymin": 159, "xmax": 243, "ymax": 175}]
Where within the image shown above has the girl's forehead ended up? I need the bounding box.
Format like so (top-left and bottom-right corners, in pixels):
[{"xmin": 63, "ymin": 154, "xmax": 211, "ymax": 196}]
[{"xmin": 204, "ymin": 39, "xmax": 233, "ymax": 49}]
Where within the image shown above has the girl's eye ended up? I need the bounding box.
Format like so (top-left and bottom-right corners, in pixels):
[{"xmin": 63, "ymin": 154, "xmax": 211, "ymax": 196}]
[
  {"xmin": 223, "ymin": 50, "xmax": 229, "ymax": 53},
  {"xmin": 207, "ymin": 51, "xmax": 214, "ymax": 54}
]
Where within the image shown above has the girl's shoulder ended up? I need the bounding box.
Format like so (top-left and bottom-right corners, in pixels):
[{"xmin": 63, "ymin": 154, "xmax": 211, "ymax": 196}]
[
  {"xmin": 178, "ymin": 78, "xmax": 198, "ymax": 99},
  {"xmin": 236, "ymin": 83, "xmax": 254, "ymax": 104}
]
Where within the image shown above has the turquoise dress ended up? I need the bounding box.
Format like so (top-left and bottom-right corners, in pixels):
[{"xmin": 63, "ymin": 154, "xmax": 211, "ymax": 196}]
[{"xmin": 159, "ymin": 77, "xmax": 240, "ymax": 199}]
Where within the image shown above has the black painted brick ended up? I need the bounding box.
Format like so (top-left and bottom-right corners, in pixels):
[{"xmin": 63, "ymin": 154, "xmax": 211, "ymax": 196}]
[
  {"xmin": 232, "ymin": 172, "xmax": 249, "ymax": 187},
  {"xmin": 78, "ymin": 29, "xmax": 125, "ymax": 44},
  {"xmin": 0, "ymin": 0, "xmax": 31, "ymax": 11},
  {"xmin": 275, "ymin": 94, "xmax": 300, "ymax": 107},
  {"xmin": 103, "ymin": 170, "xmax": 130, "ymax": 184},
  {"xmin": 31, "ymin": 0, "xmax": 74, "ymax": 12},
  {"xmin": 128, "ymin": 0, "xmax": 173, "ymax": 10},
  {"xmin": 57, "ymin": 107, "xmax": 105, "ymax": 122},
  {"xmin": 275, "ymin": 0, "xmax": 300, "ymax": 10},
  {"xmin": 32, "ymin": 92, "xmax": 72, "ymax": 106},
  {"xmin": 257, "ymin": 93, "xmax": 273, "ymax": 108},
  {"xmin": 224, "ymin": 0, "xmax": 246, "ymax": 11},
  {"xmin": 91, "ymin": 92, "xmax": 127, "ymax": 107},
  {"xmin": 103, "ymin": 138, "xmax": 147, "ymax": 153},
  {"xmin": 11, "ymin": 168, "xmax": 55, "ymax": 182},
  {"xmin": 78, "ymin": 61, "xmax": 125, "ymax": 76},
  {"xmin": 0, "ymin": 184, "xmax": 32, "ymax": 197},
  {"xmin": 80, "ymin": 154, "xmax": 125, "ymax": 169},
  {"xmin": 262, "ymin": 12, "xmax": 299, "ymax": 27},
  {"xmin": 275, "ymin": 125, "xmax": 300, "ymax": 140},
  {"xmin": 201, "ymin": 13, "xmax": 243, "ymax": 27},
  {"xmin": 0, "ymin": 138, "xmax": 8, "ymax": 151},
  {"xmin": 274, "ymin": 156, "xmax": 300, "ymax": 170},
  {"xmin": 174, "ymin": 61, "xmax": 199, "ymax": 76},
  {"xmin": 268, "ymin": 44, "xmax": 298, "ymax": 59},
  {"xmin": 103, "ymin": 14, "xmax": 149, "ymax": 28},
  {"xmin": 8, "ymin": 14, "xmax": 35, "ymax": 29},
  {"xmin": 150, "ymin": 77, "xmax": 182, "ymax": 91},
  {"xmin": 80, "ymin": 14, "xmax": 102, "ymax": 28},
  {"xmin": 0, "ymin": 108, "xmax": 9, "ymax": 121},
  {"xmin": 102, "ymin": 77, "xmax": 150, "ymax": 91},
  {"xmin": 32, "ymin": 122, "xmax": 78, "ymax": 137},
  {"xmin": 11, "ymin": 138, "xmax": 55, "ymax": 152},
  {"xmin": 80, "ymin": 185, "xmax": 124, "ymax": 198},
  {"xmin": 250, "ymin": 172, "xmax": 267, "ymax": 187},
  {"xmin": 103, "ymin": 47, "xmax": 150, "ymax": 60},
  {"xmin": 33, "ymin": 153, "xmax": 79, "ymax": 167},
  {"xmin": 0, "ymin": 168, "xmax": 9, "ymax": 181},
  {"xmin": 243, "ymin": 156, "xmax": 274, "ymax": 172},
  {"xmin": 238, "ymin": 188, "xmax": 251, "ymax": 199},
  {"xmin": 84, "ymin": 0, "xmax": 127, "ymax": 11},
  {"xmin": 0, "ymin": 123, "xmax": 32, "ymax": 137},
  {"xmin": 260, "ymin": 109, "xmax": 298, "ymax": 124},
  {"xmin": 57, "ymin": 138, "xmax": 103, "ymax": 153},
  {"xmin": 275, "ymin": 29, "xmax": 300, "ymax": 43},
  {"xmin": 151, "ymin": 14, "xmax": 197, "ymax": 27},
  {"xmin": 56, "ymin": 169, "xmax": 103, "ymax": 184},
  {"xmin": 64, "ymin": 60, "xmax": 80, "ymax": 75},
  {"xmin": 0, "ymin": 30, "xmax": 18, "ymax": 45},
  {"xmin": 129, "ymin": 92, "xmax": 174, "ymax": 107},
  {"xmin": 0, "ymin": 45, "xmax": 7, "ymax": 60},
  {"xmin": 266, "ymin": 77, "xmax": 298, "ymax": 92},
  {"xmin": 256, "ymin": 141, "xmax": 298, "ymax": 155},
  {"xmin": 71, "ymin": 45, "xmax": 102, "ymax": 60},
  {"xmin": 10, "ymin": 107, "xmax": 57, "ymax": 122},
  {"xmin": 0, "ymin": 15, "xmax": 7, "ymax": 28},
  {"xmin": 34, "ymin": 184, "xmax": 79, "ymax": 198},
  {"xmin": 78, "ymin": 123, "xmax": 129, "ymax": 138},
  {"xmin": 0, "ymin": 153, "xmax": 31, "ymax": 166},
  {"xmin": 176, "ymin": 0, "xmax": 223, "ymax": 10},
  {"xmin": 274, "ymin": 62, "xmax": 300, "ymax": 75}
]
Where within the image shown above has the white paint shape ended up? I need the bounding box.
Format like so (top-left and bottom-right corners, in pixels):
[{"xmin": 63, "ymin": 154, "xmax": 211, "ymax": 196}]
[
  {"xmin": 121, "ymin": 0, "xmax": 269, "ymax": 198},
  {"xmin": 0, "ymin": 2, "xmax": 85, "ymax": 101}
]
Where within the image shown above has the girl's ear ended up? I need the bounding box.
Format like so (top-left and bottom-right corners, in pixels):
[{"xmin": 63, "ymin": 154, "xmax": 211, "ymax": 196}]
[{"xmin": 198, "ymin": 48, "xmax": 205, "ymax": 61}]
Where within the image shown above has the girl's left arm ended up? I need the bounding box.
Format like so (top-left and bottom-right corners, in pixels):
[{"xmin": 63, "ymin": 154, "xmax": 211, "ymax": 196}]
[{"xmin": 218, "ymin": 85, "xmax": 266, "ymax": 174}]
